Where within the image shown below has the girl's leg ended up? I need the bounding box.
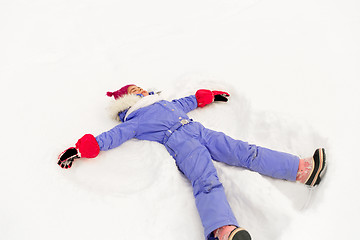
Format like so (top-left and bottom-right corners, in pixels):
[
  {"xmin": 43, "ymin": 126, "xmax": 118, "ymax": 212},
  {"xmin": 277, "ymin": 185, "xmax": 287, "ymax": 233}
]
[
  {"xmin": 166, "ymin": 136, "xmax": 239, "ymax": 239},
  {"xmin": 296, "ymin": 157, "xmax": 313, "ymax": 183},
  {"xmin": 212, "ymin": 225, "xmax": 236, "ymax": 240},
  {"xmin": 199, "ymin": 128, "xmax": 300, "ymax": 181}
]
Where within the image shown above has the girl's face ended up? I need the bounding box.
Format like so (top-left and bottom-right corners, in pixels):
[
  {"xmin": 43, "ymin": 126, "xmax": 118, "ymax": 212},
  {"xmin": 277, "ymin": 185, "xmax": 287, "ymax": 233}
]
[{"xmin": 127, "ymin": 85, "xmax": 149, "ymax": 96}]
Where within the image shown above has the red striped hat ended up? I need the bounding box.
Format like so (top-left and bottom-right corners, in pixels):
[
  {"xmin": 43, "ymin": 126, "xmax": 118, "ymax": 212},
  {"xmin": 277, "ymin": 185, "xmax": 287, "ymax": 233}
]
[{"xmin": 106, "ymin": 84, "xmax": 135, "ymax": 100}]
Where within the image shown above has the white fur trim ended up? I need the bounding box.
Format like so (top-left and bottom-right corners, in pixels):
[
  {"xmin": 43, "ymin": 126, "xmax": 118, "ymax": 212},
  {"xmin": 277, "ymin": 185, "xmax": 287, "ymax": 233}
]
[
  {"xmin": 124, "ymin": 94, "xmax": 164, "ymax": 121},
  {"xmin": 108, "ymin": 94, "xmax": 142, "ymax": 121},
  {"xmin": 108, "ymin": 94, "xmax": 164, "ymax": 121}
]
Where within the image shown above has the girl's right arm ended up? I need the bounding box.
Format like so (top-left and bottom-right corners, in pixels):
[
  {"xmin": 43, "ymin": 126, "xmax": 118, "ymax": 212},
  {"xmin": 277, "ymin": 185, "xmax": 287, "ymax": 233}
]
[
  {"xmin": 95, "ymin": 119, "xmax": 138, "ymax": 151},
  {"xmin": 58, "ymin": 119, "xmax": 138, "ymax": 169}
]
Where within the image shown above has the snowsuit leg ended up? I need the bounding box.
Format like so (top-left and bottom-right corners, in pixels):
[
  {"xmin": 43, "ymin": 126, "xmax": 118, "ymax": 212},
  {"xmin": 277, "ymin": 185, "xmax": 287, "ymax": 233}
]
[
  {"xmin": 165, "ymin": 125, "xmax": 238, "ymax": 239},
  {"xmin": 199, "ymin": 127, "xmax": 300, "ymax": 181}
]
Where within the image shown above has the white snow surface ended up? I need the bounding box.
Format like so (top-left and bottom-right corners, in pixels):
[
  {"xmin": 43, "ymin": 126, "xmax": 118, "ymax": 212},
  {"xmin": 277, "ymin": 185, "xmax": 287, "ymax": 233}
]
[{"xmin": 1, "ymin": 0, "xmax": 359, "ymax": 239}]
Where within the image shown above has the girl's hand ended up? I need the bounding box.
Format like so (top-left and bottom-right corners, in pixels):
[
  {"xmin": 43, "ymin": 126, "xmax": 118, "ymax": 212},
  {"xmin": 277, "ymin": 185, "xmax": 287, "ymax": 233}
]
[
  {"xmin": 58, "ymin": 147, "xmax": 80, "ymax": 169},
  {"xmin": 212, "ymin": 90, "xmax": 230, "ymax": 102},
  {"xmin": 57, "ymin": 134, "xmax": 100, "ymax": 169},
  {"xmin": 195, "ymin": 89, "xmax": 230, "ymax": 108}
]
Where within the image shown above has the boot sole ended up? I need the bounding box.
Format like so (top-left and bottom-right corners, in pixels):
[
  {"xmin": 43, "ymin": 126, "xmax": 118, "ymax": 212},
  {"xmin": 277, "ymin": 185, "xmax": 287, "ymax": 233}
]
[
  {"xmin": 306, "ymin": 148, "xmax": 326, "ymax": 187},
  {"xmin": 316, "ymin": 148, "xmax": 327, "ymax": 185},
  {"xmin": 228, "ymin": 228, "xmax": 251, "ymax": 240}
]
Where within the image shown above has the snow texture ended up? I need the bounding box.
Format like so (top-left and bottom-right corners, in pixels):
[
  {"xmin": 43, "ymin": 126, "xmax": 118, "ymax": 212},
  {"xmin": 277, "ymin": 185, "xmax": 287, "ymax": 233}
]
[{"xmin": 1, "ymin": 0, "xmax": 359, "ymax": 239}]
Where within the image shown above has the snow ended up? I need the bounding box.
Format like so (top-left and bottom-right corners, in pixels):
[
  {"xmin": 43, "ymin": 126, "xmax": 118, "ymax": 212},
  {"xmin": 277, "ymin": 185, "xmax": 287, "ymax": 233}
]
[{"xmin": 1, "ymin": 0, "xmax": 359, "ymax": 239}]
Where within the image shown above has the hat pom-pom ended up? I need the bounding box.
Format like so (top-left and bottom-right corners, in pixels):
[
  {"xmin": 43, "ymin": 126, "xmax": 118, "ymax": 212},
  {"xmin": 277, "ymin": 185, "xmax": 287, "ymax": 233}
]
[{"xmin": 106, "ymin": 92, "xmax": 114, "ymax": 97}]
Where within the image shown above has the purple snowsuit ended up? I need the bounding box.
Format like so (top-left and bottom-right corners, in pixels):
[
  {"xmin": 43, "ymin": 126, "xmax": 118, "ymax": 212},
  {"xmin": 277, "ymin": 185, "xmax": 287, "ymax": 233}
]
[{"xmin": 95, "ymin": 95, "xmax": 300, "ymax": 239}]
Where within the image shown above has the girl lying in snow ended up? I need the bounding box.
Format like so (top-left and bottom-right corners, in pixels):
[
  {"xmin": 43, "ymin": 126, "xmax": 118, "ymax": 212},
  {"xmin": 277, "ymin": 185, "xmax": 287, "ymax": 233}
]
[{"xmin": 58, "ymin": 84, "xmax": 327, "ymax": 240}]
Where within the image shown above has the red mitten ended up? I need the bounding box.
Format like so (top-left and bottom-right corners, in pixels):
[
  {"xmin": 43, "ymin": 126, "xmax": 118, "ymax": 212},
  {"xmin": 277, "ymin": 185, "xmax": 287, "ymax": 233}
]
[
  {"xmin": 195, "ymin": 89, "xmax": 230, "ymax": 108},
  {"xmin": 75, "ymin": 134, "xmax": 100, "ymax": 158},
  {"xmin": 58, "ymin": 134, "xmax": 100, "ymax": 169}
]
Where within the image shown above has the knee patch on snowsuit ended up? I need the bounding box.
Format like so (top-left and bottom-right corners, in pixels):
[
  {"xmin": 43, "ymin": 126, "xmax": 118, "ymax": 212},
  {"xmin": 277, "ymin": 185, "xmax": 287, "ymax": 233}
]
[{"xmin": 193, "ymin": 174, "xmax": 223, "ymax": 196}]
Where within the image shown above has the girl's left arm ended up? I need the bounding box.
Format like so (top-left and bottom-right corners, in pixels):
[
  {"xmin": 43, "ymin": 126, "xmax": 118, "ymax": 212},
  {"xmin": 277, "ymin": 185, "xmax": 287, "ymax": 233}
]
[{"xmin": 171, "ymin": 89, "xmax": 230, "ymax": 113}]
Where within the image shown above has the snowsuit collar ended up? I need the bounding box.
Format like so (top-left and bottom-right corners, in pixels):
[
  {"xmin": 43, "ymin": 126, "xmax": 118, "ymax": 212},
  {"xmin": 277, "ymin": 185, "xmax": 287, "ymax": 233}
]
[{"xmin": 108, "ymin": 93, "xmax": 164, "ymax": 122}]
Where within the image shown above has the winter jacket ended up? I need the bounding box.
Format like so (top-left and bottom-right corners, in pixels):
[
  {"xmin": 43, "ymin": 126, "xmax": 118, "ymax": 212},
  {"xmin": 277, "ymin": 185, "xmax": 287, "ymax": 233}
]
[{"xmin": 96, "ymin": 94, "xmax": 198, "ymax": 150}]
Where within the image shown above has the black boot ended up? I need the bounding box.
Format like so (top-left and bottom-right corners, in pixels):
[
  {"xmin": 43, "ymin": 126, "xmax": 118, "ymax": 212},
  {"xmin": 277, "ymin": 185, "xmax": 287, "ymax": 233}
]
[
  {"xmin": 305, "ymin": 148, "xmax": 327, "ymax": 186},
  {"xmin": 228, "ymin": 228, "xmax": 251, "ymax": 240}
]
